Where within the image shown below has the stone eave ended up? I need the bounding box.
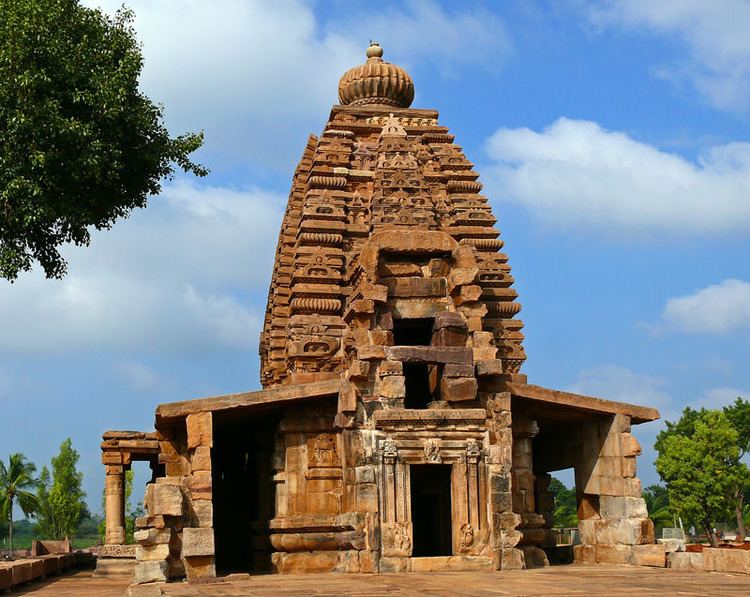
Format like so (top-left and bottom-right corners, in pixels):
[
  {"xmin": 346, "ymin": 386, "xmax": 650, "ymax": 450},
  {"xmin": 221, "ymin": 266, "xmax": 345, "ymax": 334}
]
[
  {"xmin": 328, "ymin": 104, "xmax": 440, "ymax": 120},
  {"xmin": 155, "ymin": 378, "xmax": 342, "ymax": 424},
  {"xmin": 506, "ymin": 382, "xmax": 660, "ymax": 424}
]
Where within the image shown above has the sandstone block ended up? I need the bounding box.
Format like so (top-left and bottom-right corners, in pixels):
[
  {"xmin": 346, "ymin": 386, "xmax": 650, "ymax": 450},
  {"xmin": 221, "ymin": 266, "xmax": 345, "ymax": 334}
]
[
  {"xmin": 134, "ymin": 528, "xmax": 171, "ymax": 546},
  {"xmin": 183, "ymin": 555, "xmax": 216, "ymax": 582},
  {"xmin": 599, "ymin": 496, "xmax": 648, "ymax": 519},
  {"xmin": 378, "ymin": 360, "xmax": 402, "ymax": 375},
  {"xmin": 573, "ymin": 544, "xmax": 596, "ymax": 565},
  {"xmin": 578, "ymin": 519, "xmax": 597, "ymax": 545},
  {"xmin": 657, "ymin": 538, "xmax": 685, "ymax": 553},
  {"xmin": 136, "ymin": 515, "xmax": 165, "ymax": 529},
  {"xmin": 136, "ymin": 544, "xmax": 170, "ymax": 562},
  {"xmin": 147, "ymin": 483, "xmax": 183, "ymax": 517},
  {"xmin": 379, "ymin": 375, "xmax": 405, "ymax": 399},
  {"xmin": 441, "ymin": 376, "xmax": 477, "ymax": 402},
  {"xmin": 358, "ymin": 345, "xmax": 386, "ymax": 360},
  {"xmin": 126, "ymin": 583, "xmax": 165, "ymax": 597},
  {"xmin": 621, "ymin": 433, "xmax": 642, "ymax": 457},
  {"xmin": 473, "ymin": 347, "xmax": 497, "ymax": 361},
  {"xmin": 190, "ymin": 446, "xmax": 211, "ymax": 472},
  {"xmin": 443, "ymin": 363, "xmax": 474, "ymax": 378},
  {"xmin": 595, "ymin": 518, "xmax": 653, "ymax": 545},
  {"xmin": 349, "ymin": 359, "xmax": 370, "ymax": 379},
  {"xmin": 133, "ymin": 560, "xmax": 168, "ymax": 584},
  {"xmin": 724, "ymin": 549, "xmax": 750, "ymax": 574},
  {"xmin": 432, "ymin": 327, "xmax": 468, "ymax": 347},
  {"xmin": 192, "ymin": 500, "xmax": 213, "ymax": 528},
  {"xmin": 355, "ymin": 465, "xmax": 375, "ymax": 484},
  {"xmin": 496, "ymin": 547, "xmax": 525, "ymax": 570},
  {"xmin": 667, "ymin": 551, "xmax": 703, "ymax": 570},
  {"xmin": 182, "ymin": 528, "xmax": 215, "ymax": 557},
  {"xmin": 630, "ymin": 544, "xmax": 665, "ymax": 567},
  {"xmin": 476, "ymin": 359, "xmax": 503, "ymax": 377},
  {"xmin": 186, "ymin": 412, "xmax": 212, "ymax": 449},
  {"xmin": 595, "ymin": 544, "xmax": 631, "ymax": 565}
]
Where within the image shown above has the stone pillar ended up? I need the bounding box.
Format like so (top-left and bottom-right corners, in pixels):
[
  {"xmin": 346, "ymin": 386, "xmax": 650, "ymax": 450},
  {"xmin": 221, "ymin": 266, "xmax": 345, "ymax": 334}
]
[
  {"xmin": 105, "ymin": 465, "xmax": 126, "ymax": 545},
  {"xmin": 512, "ymin": 418, "xmax": 549, "ymax": 568},
  {"xmin": 485, "ymin": 392, "xmax": 523, "ymax": 570}
]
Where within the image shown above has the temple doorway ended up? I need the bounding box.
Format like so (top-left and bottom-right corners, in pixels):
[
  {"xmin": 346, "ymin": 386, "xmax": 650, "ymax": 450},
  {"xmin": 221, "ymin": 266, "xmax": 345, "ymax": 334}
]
[
  {"xmin": 212, "ymin": 410, "xmax": 278, "ymax": 574},
  {"xmin": 410, "ymin": 464, "xmax": 453, "ymax": 556}
]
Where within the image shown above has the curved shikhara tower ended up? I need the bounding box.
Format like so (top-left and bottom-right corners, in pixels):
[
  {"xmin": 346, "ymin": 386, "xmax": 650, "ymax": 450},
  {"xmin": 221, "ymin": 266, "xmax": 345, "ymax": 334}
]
[
  {"xmin": 259, "ymin": 43, "xmax": 525, "ymax": 389},
  {"xmin": 102, "ymin": 45, "xmax": 660, "ymax": 585}
]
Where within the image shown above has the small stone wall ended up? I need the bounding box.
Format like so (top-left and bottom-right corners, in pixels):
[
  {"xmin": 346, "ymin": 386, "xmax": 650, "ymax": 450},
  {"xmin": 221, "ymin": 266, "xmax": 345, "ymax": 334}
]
[{"xmin": 0, "ymin": 552, "xmax": 94, "ymax": 592}]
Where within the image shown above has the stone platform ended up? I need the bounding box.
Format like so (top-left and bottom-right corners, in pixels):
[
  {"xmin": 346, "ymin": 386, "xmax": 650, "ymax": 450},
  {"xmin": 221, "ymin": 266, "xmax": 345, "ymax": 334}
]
[{"xmin": 9, "ymin": 565, "xmax": 750, "ymax": 596}]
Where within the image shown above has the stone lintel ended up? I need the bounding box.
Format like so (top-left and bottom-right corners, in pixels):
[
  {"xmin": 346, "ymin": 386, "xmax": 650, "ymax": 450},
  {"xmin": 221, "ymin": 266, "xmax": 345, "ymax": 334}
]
[
  {"xmin": 156, "ymin": 378, "xmax": 342, "ymax": 423},
  {"xmin": 506, "ymin": 383, "xmax": 659, "ymax": 424}
]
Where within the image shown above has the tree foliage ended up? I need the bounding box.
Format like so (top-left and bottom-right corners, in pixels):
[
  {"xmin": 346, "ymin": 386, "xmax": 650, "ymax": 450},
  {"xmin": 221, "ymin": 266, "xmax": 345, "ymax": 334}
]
[
  {"xmin": 0, "ymin": 452, "xmax": 38, "ymax": 556},
  {"xmin": 0, "ymin": 0, "xmax": 206, "ymax": 281},
  {"xmin": 642, "ymin": 484, "xmax": 673, "ymax": 528},
  {"xmin": 655, "ymin": 410, "xmax": 750, "ymax": 547},
  {"xmin": 35, "ymin": 439, "xmax": 87, "ymax": 540},
  {"xmin": 548, "ymin": 477, "xmax": 578, "ymax": 528}
]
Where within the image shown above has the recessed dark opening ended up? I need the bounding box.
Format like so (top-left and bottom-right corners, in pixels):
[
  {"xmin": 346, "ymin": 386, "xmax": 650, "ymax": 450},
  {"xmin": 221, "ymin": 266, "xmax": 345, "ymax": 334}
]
[
  {"xmin": 410, "ymin": 464, "xmax": 453, "ymax": 557},
  {"xmin": 393, "ymin": 317, "xmax": 434, "ymax": 346},
  {"xmin": 403, "ymin": 362, "xmax": 436, "ymax": 409},
  {"xmin": 212, "ymin": 411, "xmax": 278, "ymax": 574}
]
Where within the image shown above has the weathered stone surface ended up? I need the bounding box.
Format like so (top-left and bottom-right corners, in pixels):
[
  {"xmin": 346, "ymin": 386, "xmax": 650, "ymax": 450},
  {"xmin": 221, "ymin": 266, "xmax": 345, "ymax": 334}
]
[
  {"xmin": 599, "ymin": 496, "xmax": 648, "ymax": 519},
  {"xmin": 441, "ymin": 376, "xmax": 477, "ymax": 402},
  {"xmin": 182, "ymin": 528, "xmax": 215, "ymax": 557},
  {"xmin": 134, "ymin": 528, "xmax": 171, "ymax": 546},
  {"xmin": 147, "ymin": 484, "xmax": 183, "ymax": 517},
  {"xmin": 136, "ymin": 544, "xmax": 170, "ymax": 562},
  {"xmin": 595, "ymin": 518, "xmax": 654, "ymax": 545},
  {"xmin": 190, "ymin": 446, "xmax": 211, "ymax": 472},
  {"xmin": 186, "ymin": 412, "xmax": 212, "ymax": 449},
  {"xmin": 703, "ymin": 547, "xmax": 750, "ymax": 574},
  {"xmin": 656, "ymin": 538, "xmax": 684, "ymax": 553},
  {"xmin": 595, "ymin": 544, "xmax": 631, "ymax": 565},
  {"xmin": 630, "ymin": 544, "xmax": 666, "ymax": 567},
  {"xmin": 133, "ymin": 560, "xmax": 168, "ymax": 584},
  {"xmin": 667, "ymin": 551, "xmax": 703, "ymax": 570}
]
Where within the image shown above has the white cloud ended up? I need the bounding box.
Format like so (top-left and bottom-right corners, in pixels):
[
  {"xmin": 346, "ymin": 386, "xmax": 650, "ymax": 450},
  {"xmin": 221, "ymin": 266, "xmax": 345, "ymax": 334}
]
[
  {"xmin": 691, "ymin": 386, "xmax": 748, "ymax": 410},
  {"xmin": 0, "ymin": 179, "xmax": 283, "ymax": 354},
  {"xmin": 114, "ymin": 360, "xmax": 164, "ymax": 392},
  {"xmin": 566, "ymin": 364, "xmax": 672, "ymax": 410},
  {"xmin": 660, "ymin": 278, "xmax": 750, "ymax": 334},
  {"xmin": 484, "ymin": 118, "xmax": 750, "ymax": 235},
  {"xmin": 588, "ymin": 0, "xmax": 750, "ymax": 113},
  {"xmin": 82, "ymin": 0, "xmax": 511, "ymax": 171}
]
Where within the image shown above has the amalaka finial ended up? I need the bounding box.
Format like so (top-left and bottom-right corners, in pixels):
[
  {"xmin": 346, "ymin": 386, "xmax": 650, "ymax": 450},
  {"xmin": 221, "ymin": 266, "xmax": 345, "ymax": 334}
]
[
  {"xmin": 338, "ymin": 42, "xmax": 414, "ymax": 108},
  {"xmin": 366, "ymin": 41, "xmax": 383, "ymax": 60}
]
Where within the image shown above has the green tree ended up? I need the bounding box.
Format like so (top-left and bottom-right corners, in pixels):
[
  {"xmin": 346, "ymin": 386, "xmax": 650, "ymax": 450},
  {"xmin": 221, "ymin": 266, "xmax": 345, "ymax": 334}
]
[
  {"xmin": 0, "ymin": 0, "xmax": 206, "ymax": 281},
  {"xmin": 34, "ymin": 465, "xmax": 54, "ymax": 538},
  {"xmin": 724, "ymin": 397, "xmax": 750, "ymax": 542},
  {"xmin": 548, "ymin": 477, "xmax": 578, "ymax": 528},
  {"xmin": 0, "ymin": 453, "xmax": 39, "ymax": 557},
  {"xmin": 36, "ymin": 439, "xmax": 87, "ymax": 540},
  {"xmin": 655, "ymin": 410, "xmax": 750, "ymax": 547},
  {"xmin": 642, "ymin": 484, "xmax": 673, "ymax": 530}
]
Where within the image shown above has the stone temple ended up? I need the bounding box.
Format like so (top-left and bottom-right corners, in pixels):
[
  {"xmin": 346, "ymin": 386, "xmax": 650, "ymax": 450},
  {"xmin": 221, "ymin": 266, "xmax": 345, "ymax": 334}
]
[{"xmin": 97, "ymin": 44, "xmax": 661, "ymax": 585}]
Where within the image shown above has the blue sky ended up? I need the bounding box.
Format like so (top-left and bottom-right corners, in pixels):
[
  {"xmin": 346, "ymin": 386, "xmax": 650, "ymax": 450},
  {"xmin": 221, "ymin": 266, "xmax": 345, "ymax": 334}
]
[{"xmin": 2, "ymin": 0, "xmax": 749, "ymax": 512}]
